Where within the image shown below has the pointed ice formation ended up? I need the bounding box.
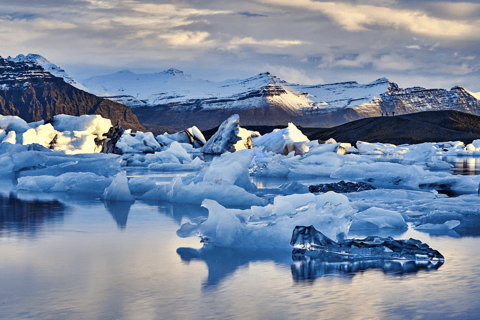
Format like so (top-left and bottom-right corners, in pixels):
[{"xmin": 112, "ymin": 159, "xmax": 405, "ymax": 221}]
[{"xmin": 201, "ymin": 114, "xmax": 259, "ymax": 154}]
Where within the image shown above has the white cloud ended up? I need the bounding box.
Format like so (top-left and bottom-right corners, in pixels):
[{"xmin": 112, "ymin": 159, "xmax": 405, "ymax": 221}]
[
  {"xmin": 373, "ymin": 54, "xmax": 415, "ymax": 71},
  {"xmin": 333, "ymin": 54, "xmax": 373, "ymax": 68},
  {"xmin": 159, "ymin": 31, "xmax": 213, "ymax": 47},
  {"xmin": 406, "ymin": 45, "xmax": 421, "ymax": 49},
  {"xmin": 264, "ymin": 65, "xmax": 324, "ymax": 85},
  {"xmin": 229, "ymin": 37, "xmax": 306, "ymax": 48}
]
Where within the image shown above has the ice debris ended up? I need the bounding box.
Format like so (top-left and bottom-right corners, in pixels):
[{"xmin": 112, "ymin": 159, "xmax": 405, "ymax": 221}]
[{"xmin": 309, "ymin": 181, "xmax": 376, "ymax": 193}]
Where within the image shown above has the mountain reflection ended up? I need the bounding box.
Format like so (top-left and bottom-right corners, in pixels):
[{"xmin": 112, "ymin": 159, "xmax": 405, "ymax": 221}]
[
  {"xmin": 291, "ymin": 256, "xmax": 443, "ymax": 282},
  {"xmin": 0, "ymin": 193, "xmax": 67, "ymax": 236},
  {"xmin": 177, "ymin": 246, "xmax": 291, "ymax": 289}
]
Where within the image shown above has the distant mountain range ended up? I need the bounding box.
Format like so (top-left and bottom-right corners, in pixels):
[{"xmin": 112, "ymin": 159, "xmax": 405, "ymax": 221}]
[
  {"xmin": 0, "ymin": 55, "xmax": 144, "ymax": 131},
  {"xmin": 1, "ymin": 53, "xmax": 480, "ymax": 133},
  {"xmin": 82, "ymin": 68, "xmax": 480, "ymax": 131}
]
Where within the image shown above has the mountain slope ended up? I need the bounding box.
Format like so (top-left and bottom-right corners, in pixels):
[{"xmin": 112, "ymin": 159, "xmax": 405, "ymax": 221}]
[
  {"xmin": 83, "ymin": 69, "xmax": 480, "ymax": 131},
  {"xmin": 307, "ymin": 110, "xmax": 480, "ymax": 145},
  {"xmin": 0, "ymin": 56, "xmax": 144, "ymax": 131}
]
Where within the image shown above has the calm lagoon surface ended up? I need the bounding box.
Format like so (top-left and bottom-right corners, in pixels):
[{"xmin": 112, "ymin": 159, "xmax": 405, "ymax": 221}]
[{"xmin": 1, "ymin": 161, "xmax": 480, "ymax": 320}]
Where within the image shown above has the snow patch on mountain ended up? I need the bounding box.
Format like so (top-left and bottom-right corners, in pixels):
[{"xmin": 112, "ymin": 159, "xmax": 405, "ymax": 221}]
[
  {"xmin": 82, "ymin": 69, "xmax": 390, "ymax": 113},
  {"xmin": 7, "ymin": 54, "xmax": 88, "ymax": 91}
]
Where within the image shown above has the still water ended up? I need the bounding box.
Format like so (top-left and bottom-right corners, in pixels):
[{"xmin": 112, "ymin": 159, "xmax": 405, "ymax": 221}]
[{"xmin": 1, "ymin": 190, "xmax": 480, "ymax": 320}]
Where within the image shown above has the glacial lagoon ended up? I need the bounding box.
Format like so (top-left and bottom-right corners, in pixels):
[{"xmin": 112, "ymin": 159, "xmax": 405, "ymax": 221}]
[{"xmin": 1, "ymin": 159, "xmax": 480, "ymax": 320}]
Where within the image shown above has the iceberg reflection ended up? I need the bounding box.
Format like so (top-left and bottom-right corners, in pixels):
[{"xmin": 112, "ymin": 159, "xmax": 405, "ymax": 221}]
[
  {"xmin": 177, "ymin": 246, "xmax": 291, "ymax": 289},
  {"xmin": 103, "ymin": 200, "xmax": 133, "ymax": 229},
  {"xmin": 291, "ymin": 256, "xmax": 443, "ymax": 282}
]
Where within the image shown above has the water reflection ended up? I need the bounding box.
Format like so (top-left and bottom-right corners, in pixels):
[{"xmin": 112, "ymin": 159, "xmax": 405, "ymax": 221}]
[
  {"xmin": 291, "ymin": 257, "xmax": 443, "ymax": 282},
  {"xmin": 103, "ymin": 200, "xmax": 134, "ymax": 229},
  {"xmin": 142, "ymin": 200, "xmax": 208, "ymax": 225},
  {"xmin": 177, "ymin": 246, "xmax": 291, "ymax": 289},
  {"xmin": 444, "ymin": 156, "xmax": 480, "ymax": 176},
  {"xmin": 0, "ymin": 193, "xmax": 68, "ymax": 236}
]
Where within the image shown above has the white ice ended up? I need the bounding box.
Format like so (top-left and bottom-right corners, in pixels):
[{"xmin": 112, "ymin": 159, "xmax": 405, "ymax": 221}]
[{"xmin": 103, "ymin": 171, "xmax": 135, "ymax": 201}]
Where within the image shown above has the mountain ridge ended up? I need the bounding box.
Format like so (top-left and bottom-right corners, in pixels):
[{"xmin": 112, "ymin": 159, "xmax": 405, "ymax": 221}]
[{"xmin": 0, "ymin": 56, "xmax": 145, "ymax": 131}]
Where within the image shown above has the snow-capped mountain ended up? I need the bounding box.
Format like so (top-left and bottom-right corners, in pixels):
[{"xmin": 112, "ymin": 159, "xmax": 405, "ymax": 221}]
[
  {"xmin": 82, "ymin": 69, "xmax": 480, "ymax": 130},
  {"xmin": 0, "ymin": 56, "xmax": 144, "ymax": 130},
  {"xmin": 7, "ymin": 54, "xmax": 88, "ymax": 91}
]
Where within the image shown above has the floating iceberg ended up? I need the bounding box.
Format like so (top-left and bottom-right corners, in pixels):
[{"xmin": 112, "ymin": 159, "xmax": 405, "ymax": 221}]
[
  {"xmin": 349, "ymin": 207, "xmax": 407, "ymax": 230},
  {"xmin": 290, "ymin": 225, "xmax": 444, "ymax": 262},
  {"xmin": 102, "ymin": 171, "xmax": 135, "ymax": 201},
  {"xmin": 116, "ymin": 131, "xmax": 161, "ymax": 154},
  {"xmin": 157, "ymin": 126, "xmax": 206, "ymax": 148},
  {"xmin": 177, "ymin": 192, "xmax": 355, "ymax": 248},
  {"xmin": 202, "ymin": 114, "xmax": 259, "ymax": 154},
  {"xmin": 253, "ymin": 123, "xmax": 309, "ymax": 155},
  {"xmin": 17, "ymin": 172, "xmax": 113, "ymax": 194}
]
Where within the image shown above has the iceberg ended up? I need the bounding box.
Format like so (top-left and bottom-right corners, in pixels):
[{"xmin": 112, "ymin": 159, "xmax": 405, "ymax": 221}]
[
  {"xmin": 116, "ymin": 131, "xmax": 161, "ymax": 154},
  {"xmin": 202, "ymin": 114, "xmax": 259, "ymax": 154},
  {"xmin": 157, "ymin": 126, "xmax": 206, "ymax": 148},
  {"xmin": 349, "ymin": 207, "xmax": 407, "ymax": 230},
  {"xmin": 290, "ymin": 225, "xmax": 444, "ymax": 262},
  {"xmin": 176, "ymin": 192, "xmax": 355, "ymax": 248},
  {"xmin": 102, "ymin": 171, "xmax": 135, "ymax": 201},
  {"xmin": 253, "ymin": 123, "xmax": 309, "ymax": 155},
  {"xmin": 17, "ymin": 172, "xmax": 113, "ymax": 194}
]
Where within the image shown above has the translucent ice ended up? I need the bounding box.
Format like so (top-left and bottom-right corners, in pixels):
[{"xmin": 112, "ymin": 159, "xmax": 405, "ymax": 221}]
[
  {"xmin": 349, "ymin": 207, "xmax": 407, "ymax": 230},
  {"xmin": 290, "ymin": 225, "xmax": 444, "ymax": 262},
  {"xmin": 202, "ymin": 114, "xmax": 259, "ymax": 154},
  {"xmin": 17, "ymin": 172, "xmax": 113, "ymax": 194},
  {"xmin": 102, "ymin": 171, "xmax": 135, "ymax": 201}
]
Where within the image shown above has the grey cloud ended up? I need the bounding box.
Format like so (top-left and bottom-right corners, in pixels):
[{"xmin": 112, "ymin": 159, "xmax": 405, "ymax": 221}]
[{"xmin": 0, "ymin": 0, "xmax": 479, "ymax": 91}]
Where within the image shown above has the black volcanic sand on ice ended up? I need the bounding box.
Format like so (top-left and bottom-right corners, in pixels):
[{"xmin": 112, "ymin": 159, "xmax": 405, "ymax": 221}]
[{"xmin": 202, "ymin": 110, "xmax": 480, "ymax": 145}]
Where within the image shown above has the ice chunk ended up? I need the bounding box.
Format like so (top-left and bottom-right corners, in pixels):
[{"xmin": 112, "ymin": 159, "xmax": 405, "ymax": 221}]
[
  {"xmin": 177, "ymin": 193, "xmax": 355, "ymax": 247},
  {"xmin": 22, "ymin": 124, "xmax": 57, "ymax": 148},
  {"xmin": 253, "ymin": 123, "xmax": 309, "ymax": 155},
  {"xmin": 128, "ymin": 176, "xmax": 157, "ymax": 195},
  {"xmin": 116, "ymin": 131, "xmax": 161, "ymax": 154},
  {"xmin": 202, "ymin": 114, "xmax": 259, "ymax": 154},
  {"xmin": 349, "ymin": 207, "xmax": 407, "ymax": 230},
  {"xmin": 157, "ymin": 126, "xmax": 206, "ymax": 148},
  {"xmin": 17, "ymin": 153, "xmax": 121, "ymax": 177},
  {"xmin": 0, "ymin": 115, "xmax": 30, "ymax": 133},
  {"xmin": 331, "ymin": 162, "xmax": 478, "ymax": 194},
  {"xmin": 203, "ymin": 149, "xmax": 256, "ymax": 190},
  {"xmin": 52, "ymin": 114, "xmax": 111, "ymax": 135},
  {"xmin": 2, "ymin": 131, "xmax": 16, "ymax": 144},
  {"xmin": 17, "ymin": 172, "xmax": 113, "ymax": 194},
  {"xmin": 102, "ymin": 171, "xmax": 135, "ymax": 201},
  {"xmin": 309, "ymin": 181, "xmax": 376, "ymax": 193},
  {"xmin": 140, "ymin": 177, "xmax": 266, "ymax": 207},
  {"xmin": 290, "ymin": 225, "xmax": 444, "ymax": 262},
  {"xmin": 415, "ymin": 220, "xmax": 461, "ymax": 231}
]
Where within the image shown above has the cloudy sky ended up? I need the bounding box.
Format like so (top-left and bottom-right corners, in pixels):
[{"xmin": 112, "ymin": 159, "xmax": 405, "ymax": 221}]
[{"xmin": 0, "ymin": 0, "xmax": 479, "ymax": 90}]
